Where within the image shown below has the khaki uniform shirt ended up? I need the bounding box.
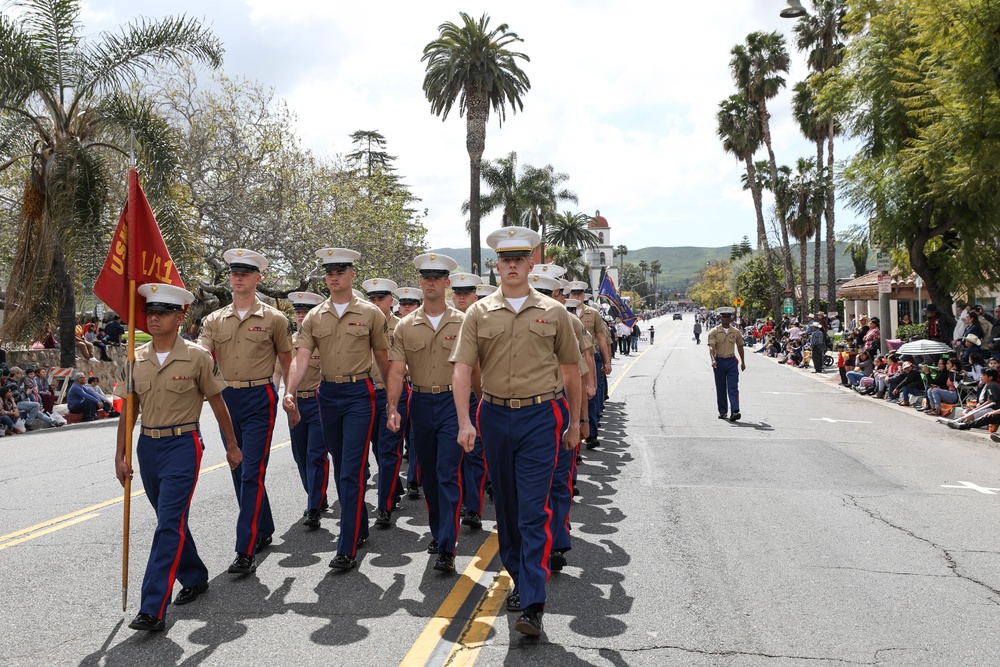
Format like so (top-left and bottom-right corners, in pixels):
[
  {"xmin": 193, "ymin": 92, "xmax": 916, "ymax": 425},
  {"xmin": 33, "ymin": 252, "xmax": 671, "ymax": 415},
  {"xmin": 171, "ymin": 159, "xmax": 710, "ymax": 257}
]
[
  {"xmin": 115, "ymin": 336, "xmax": 224, "ymax": 428},
  {"xmin": 292, "ymin": 331, "xmax": 322, "ymax": 391},
  {"xmin": 450, "ymin": 288, "xmax": 581, "ymax": 399},
  {"xmin": 373, "ymin": 313, "xmax": 400, "ymax": 389},
  {"xmin": 390, "ymin": 307, "xmax": 464, "ymax": 389},
  {"xmin": 296, "ymin": 295, "xmax": 389, "ymax": 379},
  {"xmin": 707, "ymin": 325, "xmax": 741, "ymax": 357},
  {"xmin": 200, "ymin": 297, "xmax": 292, "ymax": 381},
  {"xmin": 578, "ymin": 305, "xmax": 608, "ymax": 354},
  {"xmin": 570, "ymin": 315, "xmax": 591, "ymax": 377}
]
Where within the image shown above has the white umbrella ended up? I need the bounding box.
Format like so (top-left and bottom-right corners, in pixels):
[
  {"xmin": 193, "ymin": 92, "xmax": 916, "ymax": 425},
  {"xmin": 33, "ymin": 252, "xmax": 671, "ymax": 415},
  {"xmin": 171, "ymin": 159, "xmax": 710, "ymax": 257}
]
[{"xmin": 895, "ymin": 339, "xmax": 952, "ymax": 355}]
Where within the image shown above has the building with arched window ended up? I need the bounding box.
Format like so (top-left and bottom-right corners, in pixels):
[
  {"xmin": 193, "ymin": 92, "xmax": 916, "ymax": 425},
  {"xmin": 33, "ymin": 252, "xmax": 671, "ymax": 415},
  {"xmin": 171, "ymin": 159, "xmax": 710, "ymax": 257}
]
[{"xmin": 586, "ymin": 210, "xmax": 617, "ymax": 291}]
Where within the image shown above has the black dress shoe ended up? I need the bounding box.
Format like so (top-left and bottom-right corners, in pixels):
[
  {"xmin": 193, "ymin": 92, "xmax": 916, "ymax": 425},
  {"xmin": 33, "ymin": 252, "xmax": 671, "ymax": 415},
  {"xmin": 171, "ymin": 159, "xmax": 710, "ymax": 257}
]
[
  {"xmin": 485, "ymin": 482, "xmax": 494, "ymax": 502},
  {"xmin": 128, "ymin": 613, "xmax": 164, "ymax": 632},
  {"xmin": 320, "ymin": 499, "xmax": 330, "ymax": 512},
  {"xmin": 718, "ymin": 413, "xmax": 728, "ymax": 420},
  {"xmin": 729, "ymin": 412, "xmax": 741, "ymax": 422},
  {"xmin": 433, "ymin": 552, "xmax": 456, "ymax": 573},
  {"xmin": 375, "ymin": 509, "xmax": 391, "ymax": 527},
  {"xmin": 462, "ymin": 511, "xmax": 482, "ymax": 530},
  {"xmin": 505, "ymin": 587, "xmax": 521, "ymax": 612},
  {"xmin": 550, "ymin": 550, "xmax": 567, "ymax": 572},
  {"xmin": 255, "ymin": 535, "xmax": 273, "ymax": 553},
  {"xmin": 356, "ymin": 533, "xmax": 368, "ymax": 549},
  {"xmin": 329, "ymin": 554, "xmax": 356, "ymax": 570},
  {"xmin": 513, "ymin": 609, "xmax": 543, "ymax": 637},
  {"xmin": 174, "ymin": 582, "xmax": 209, "ymax": 605},
  {"xmin": 303, "ymin": 510, "xmax": 320, "ymax": 529},
  {"xmin": 228, "ymin": 553, "xmax": 256, "ymax": 574},
  {"xmin": 427, "ymin": 539, "xmax": 439, "ymax": 554},
  {"xmin": 576, "ymin": 453, "xmax": 583, "ymax": 464},
  {"xmin": 407, "ymin": 483, "xmax": 421, "ymax": 500},
  {"xmin": 584, "ymin": 437, "xmax": 600, "ymax": 450}
]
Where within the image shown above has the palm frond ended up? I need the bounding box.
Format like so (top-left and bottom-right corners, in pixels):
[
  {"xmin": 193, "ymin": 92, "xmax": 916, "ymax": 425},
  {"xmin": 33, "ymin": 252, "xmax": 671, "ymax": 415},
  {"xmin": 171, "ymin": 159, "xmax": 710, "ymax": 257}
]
[
  {"xmin": 12, "ymin": 0, "xmax": 82, "ymax": 106},
  {"xmin": 0, "ymin": 13, "xmax": 50, "ymax": 110},
  {"xmin": 76, "ymin": 15, "xmax": 223, "ymax": 109}
]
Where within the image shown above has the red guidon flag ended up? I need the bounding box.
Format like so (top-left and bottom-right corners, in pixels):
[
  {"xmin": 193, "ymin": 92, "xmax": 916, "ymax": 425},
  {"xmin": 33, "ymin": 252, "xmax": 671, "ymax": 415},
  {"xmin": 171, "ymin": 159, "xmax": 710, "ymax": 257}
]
[{"xmin": 93, "ymin": 168, "xmax": 184, "ymax": 333}]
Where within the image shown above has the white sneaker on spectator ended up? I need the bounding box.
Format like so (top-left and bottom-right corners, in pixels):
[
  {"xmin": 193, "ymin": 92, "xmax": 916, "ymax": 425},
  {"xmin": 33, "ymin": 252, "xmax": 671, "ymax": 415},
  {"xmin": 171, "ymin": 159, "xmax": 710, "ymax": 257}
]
[{"xmin": 89, "ymin": 357, "xmax": 100, "ymax": 363}]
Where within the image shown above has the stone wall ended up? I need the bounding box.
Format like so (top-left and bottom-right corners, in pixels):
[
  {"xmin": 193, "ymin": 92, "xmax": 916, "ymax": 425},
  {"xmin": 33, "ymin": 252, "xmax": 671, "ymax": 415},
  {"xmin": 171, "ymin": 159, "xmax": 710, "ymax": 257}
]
[{"xmin": 6, "ymin": 346, "xmax": 125, "ymax": 400}]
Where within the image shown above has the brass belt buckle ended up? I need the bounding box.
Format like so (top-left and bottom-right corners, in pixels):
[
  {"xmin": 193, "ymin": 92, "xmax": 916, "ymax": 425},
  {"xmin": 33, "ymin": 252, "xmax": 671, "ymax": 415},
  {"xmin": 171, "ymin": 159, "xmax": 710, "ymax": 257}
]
[
  {"xmin": 431, "ymin": 386, "xmax": 441, "ymax": 394},
  {"xmin": 151, "ymin": 429, "xmax": 161, "ymax": 439},
  {"xmin": 509, "ymin": 399, "xmax": 521, "ymax": 409}
]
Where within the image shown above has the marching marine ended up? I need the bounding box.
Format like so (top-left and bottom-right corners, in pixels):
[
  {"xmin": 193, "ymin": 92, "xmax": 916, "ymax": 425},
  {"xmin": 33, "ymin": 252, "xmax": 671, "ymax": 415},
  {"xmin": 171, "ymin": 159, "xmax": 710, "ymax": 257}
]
[
  {"xmin": 198, "ymin": 249, "xmax": 292, "ymax": 575},
  {"xmin": 115, "ymin": 284, "xmax": 242, "ymax": 632}
]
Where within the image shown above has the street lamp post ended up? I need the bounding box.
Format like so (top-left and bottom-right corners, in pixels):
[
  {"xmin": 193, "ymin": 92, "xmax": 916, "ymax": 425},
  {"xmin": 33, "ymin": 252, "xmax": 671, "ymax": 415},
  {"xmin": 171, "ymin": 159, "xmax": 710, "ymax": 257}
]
[{"xmin": 780, "ymin": 0, "xmax": 808, "ymax": 19}]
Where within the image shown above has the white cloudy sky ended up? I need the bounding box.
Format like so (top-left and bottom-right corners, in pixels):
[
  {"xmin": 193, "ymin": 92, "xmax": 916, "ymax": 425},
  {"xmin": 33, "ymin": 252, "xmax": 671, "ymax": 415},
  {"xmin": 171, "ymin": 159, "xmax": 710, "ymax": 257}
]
[{"xmin": 79, "ymin": 0, "xmax": 861, "ymax": 250}]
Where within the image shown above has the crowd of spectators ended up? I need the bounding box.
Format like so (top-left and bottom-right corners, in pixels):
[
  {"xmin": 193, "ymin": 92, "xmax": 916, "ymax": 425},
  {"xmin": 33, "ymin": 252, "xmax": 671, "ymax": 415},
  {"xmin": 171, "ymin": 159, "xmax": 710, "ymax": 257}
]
[
  {"xmin": 30, "ymin": 315, "xmax": 125, "ymax": 362},
  {"xmin": 0, "ymin": 366, "xmax": 67, "ymax": 436}
]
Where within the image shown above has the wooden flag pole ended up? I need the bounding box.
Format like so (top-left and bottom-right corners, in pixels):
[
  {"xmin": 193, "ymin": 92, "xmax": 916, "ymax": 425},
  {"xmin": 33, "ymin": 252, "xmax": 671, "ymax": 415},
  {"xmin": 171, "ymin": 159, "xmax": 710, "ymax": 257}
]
[{"xmin": 121, "ymin": 278, "xmax": 137, "ymax": 611}]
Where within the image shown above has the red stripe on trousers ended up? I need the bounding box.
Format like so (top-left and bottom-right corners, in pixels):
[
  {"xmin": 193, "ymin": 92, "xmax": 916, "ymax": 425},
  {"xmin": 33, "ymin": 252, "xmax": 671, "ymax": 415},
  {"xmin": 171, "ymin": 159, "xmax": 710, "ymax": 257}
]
[
  {"xmin": 353, "ymin": 379, "xmax": 377, "ymax": 556},
  {"xmin": 541, "ymin": 400, "xmax": 563, "ymax": 582},
  {"xmin": 248, "ymin": 384, "xmax": 277, "ymax": 551},
  {"xmin": 156, "ymin": 430, "xmax": 204, "ymax": 619}
]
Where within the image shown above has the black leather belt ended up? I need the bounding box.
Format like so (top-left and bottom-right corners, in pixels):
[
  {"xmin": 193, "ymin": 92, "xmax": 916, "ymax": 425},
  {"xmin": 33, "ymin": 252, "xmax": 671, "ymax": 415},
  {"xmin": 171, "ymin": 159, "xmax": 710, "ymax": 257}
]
[
  {"xmin": 226, "ymin": 377, "xmax": 273, "ymax": 389},
  {"xmin": 716, "ymin": 355, "xmax": 735, "ymax": 359},
  {"xmin": 482, "ymin": 391, "xmax": 564, "ymax": 409},
  {"xmin": 322, "ymin": 372, "xmax": 373, "ymax": 384},
  {"xmin": 411, "ymin": 384, "xmax": 453, "ymax": 394},
  {"xmin": 142, "ymin": 422, "xmax": 199, "ymax": 438}
]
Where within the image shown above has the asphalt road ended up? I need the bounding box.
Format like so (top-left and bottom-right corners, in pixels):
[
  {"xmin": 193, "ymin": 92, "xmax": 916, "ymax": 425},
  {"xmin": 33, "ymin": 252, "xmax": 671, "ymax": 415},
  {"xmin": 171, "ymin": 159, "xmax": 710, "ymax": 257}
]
[{"xmin": 3, "ymin": 315, "xmax": 1000, "ymax": 666}]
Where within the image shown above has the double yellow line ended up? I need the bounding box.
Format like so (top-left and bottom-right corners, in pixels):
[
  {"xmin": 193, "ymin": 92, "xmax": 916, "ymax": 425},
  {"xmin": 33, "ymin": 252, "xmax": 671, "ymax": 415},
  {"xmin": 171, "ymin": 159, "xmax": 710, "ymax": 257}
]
[
  {"xmin": 403, "ymin": 344, "xmax": 652, "ymax": 664},
  {"xmin": 0, "ymin": 440, "xmax": 289, "ymax": 552}
]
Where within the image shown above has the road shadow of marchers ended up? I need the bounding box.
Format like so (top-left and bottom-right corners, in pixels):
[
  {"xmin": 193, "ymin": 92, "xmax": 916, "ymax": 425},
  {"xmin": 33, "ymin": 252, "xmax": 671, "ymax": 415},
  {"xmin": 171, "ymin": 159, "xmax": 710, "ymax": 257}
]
[{"xmin": 502, "ymin": 398, "xmax": 635, "ymax": 651}]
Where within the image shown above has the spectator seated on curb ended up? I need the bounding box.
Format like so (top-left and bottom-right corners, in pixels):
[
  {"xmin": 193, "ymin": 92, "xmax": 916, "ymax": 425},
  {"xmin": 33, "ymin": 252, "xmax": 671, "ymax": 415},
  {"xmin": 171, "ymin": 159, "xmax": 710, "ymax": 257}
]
[
  {"xmin": 104, "ymin": 315, "xmax": 124, "ymax": 346},
  {"xmin": 891, "ymin": 360, "xmax": 927, "ymax": 407},
  {"xmin": 74, "ymin": 317, "xmax": 100, "ymax": 363},
  {"xmin": 5, "ymin": 367, "xmax": 60, "ymax": 429},
  {"xmin": 85, "ymin": 377, "xmax": 118, "ymax": 416},
  {"xmin": 922, "ymin": 358, "xmax": 956, "ymax": 416},
  {"xmin": 846, "ymin": 350, "xmax": 874, "ymax": 388},
  {"xmin": 67, "ymin": 372, "xmax": 104, "ymax": 422},
  {"xmin": 33, "ymin": 367, "xmax": 57, "ymax": 414},
  {"xmin": 84, "ymin": 324, "xmax": 112, "ymax": 361},
  {"xmin": 0, "ymin": 384, "xmax": 24, "ymax": 434},
  {"xmin": 949, "ymin": 368, "xmax": 1000, "ymax": 432},
  {"xmin": 873, "ymin": 354, "xmax": 901, "ymax": 398}
]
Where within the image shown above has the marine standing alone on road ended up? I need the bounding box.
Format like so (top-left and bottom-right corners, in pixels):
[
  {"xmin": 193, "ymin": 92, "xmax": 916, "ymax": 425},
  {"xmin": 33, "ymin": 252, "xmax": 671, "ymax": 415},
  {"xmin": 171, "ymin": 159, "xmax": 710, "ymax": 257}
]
[
  {"xmin": 198, "ymin": 249, "xmax": 293, "ymax": 575},
  {"xmin": 115, "ymin": 284, "xmax": 242, "ymax": 632},
  {"xmin": 282, "ymin": 248, "xmax": 390, "ymax": 571},
  {"xmin": 707, "ymin": 306, "xmax": 745, "ymax": 422},
  {"xmin": 451, "ymin": 226, "xmax": 582, "ymax": 637},
  {"xmin": 387, "ymin": 253, "xmax": 468, "ymax": 573}
]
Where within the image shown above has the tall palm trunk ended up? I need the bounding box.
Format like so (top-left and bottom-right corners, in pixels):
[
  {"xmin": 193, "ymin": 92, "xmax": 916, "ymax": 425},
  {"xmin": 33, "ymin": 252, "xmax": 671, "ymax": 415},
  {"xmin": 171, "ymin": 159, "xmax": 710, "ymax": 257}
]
[
  {"xmin": 466, "ymin": 87, "xmax": 488, "ymax": 274},
  {"xmin": 825, "ymin": 121, "xmax": 836, "ymax": 307},
  {"xmin": 814, "ymin": 138, "xmax": 824, "ymax": 312},
  {"xmin": 53, "ymin": 244, "xmax": 77, "ymax": 369},
  {"xmin": 799, "ymin": 236, "xmax": 808, "ymax": 318},
  {"xmin": 758, "ymin": 101, "xmax": 794, "ymax": 294},
  {"xmin": 746, "ymin": 156, "xmax": 781, "ymax": 318}
]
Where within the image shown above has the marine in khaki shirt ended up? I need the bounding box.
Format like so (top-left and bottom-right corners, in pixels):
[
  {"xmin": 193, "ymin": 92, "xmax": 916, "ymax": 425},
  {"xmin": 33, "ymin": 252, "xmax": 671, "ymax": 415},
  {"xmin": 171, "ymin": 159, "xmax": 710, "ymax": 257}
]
[
  {"xmin": 450, "ymin": 288, "xmax": 582, "ymax": 401},
  {"xmin": 199, "ymin": 297, "xmax": 293, "ymax": 383},
  {"xmin": 572, "ymin": 289, "xmax": 612, "ymax": 376},
  {"xmin": 293, "ymin": 295, "xmax": 390, "ymax": 381},
  {"xmin": 389, "ymin": 306, "xmax": 465, "ymax": 391}
]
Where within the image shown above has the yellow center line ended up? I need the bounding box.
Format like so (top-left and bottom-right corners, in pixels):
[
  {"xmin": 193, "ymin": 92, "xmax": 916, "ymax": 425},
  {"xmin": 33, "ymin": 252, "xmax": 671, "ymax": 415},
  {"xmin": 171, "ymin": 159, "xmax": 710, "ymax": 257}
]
[
  {"xmin": 0, "ymin": 513, "xmax": 100, "ymax": 551},
  {"xmin": 0, "ymin": 439, "xmax": 290, "ymax": 550},
  {"xmin": 400, "ymin": 532, "xmax": 500, "ymax": 666}
]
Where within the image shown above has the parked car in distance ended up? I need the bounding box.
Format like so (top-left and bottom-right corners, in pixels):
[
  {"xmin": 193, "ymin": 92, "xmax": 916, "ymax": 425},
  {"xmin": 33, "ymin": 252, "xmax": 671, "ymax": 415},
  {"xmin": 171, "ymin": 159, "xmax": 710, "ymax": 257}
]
[{"xmin": 672, "ymin": 313, "xmax": 683, "ymax": 320}]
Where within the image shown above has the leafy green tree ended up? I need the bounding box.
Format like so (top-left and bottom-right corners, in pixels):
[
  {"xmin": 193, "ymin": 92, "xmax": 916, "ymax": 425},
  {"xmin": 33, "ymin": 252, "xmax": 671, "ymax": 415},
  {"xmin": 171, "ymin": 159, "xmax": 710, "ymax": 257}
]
[
  {"xmin": 831, "ymin": 0, "xmax": 1000, "ymax": 332},
  {"xmin": 346, "ymin": 130, "xmax": 397, "ymax": 178},
  {"xmin": 716, "ymin": 93, "xmax": 780, "ymax": 316},
  {"xmin": 0, "ymin": 0, "xmax": 222, "ymax": 364},
  {"xmin": 617, "ymin": 261, "xmax": 647, "ymax": 296},
  {"xmin": 730, "ymin": 31, "xmax": 794, "ymax": 296},
  {"xmin": 733, "ymin": 251, "xmax": 787, "ymax": 319},
  {"xmin": 687, "ymin": 259, "xmax": 733, "ymax": 308},
  {"xmin": 794, "ymin": 0, "xmax": 847, "ymax": 306},
  {"xmin": 422, "ymin": 12, "xmax": 530, "ymax": 274}
]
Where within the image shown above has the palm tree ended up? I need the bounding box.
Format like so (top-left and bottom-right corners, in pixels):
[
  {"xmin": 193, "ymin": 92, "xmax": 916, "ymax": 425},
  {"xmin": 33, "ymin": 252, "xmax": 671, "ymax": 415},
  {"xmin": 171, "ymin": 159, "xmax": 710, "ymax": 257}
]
[
  {"xmin": 731, "ymin": 31, "xmax": 794, "ymax": 296},
  {"xmin": 792, "ymin": 80, "xmax": 829, "ymax": 309},
  {"xmin": 519, "ymin": 164, "xmax": 576, "ymax": 259},
  {"xmin": 461, "ymin": 150, "xmax": 528, "ymax": 229},
  {"xmin": 546, "ymin": 211, "xmax": 599, "ymax": 250},
  {"xmin": 638, "ymin": 259, "xmax": 649, "ymax": 283},
  {"xmin": 717, "ymin": 93, "xmax": 781, "ymax": 318},
  {"xmin": 614, "ymin": 244, "xmax": 628, "ymax": 271},
  {"xmin": 422, "ymin": 12, "xmax": 530, "ymax": 274},
  {"xmin": 788, "ymin": 158, "xmax": 821, "ymax": 318},
  {"xmin": 794, "ymin": 0, "xmax": 847, "ymax": 308},
  {"xmin": 649, "ymin": 260, "xmax": 662, "ymax": 306},
  {"xmin": 0, "ymin": 0, "xmax": 222, "ymax": 365}
]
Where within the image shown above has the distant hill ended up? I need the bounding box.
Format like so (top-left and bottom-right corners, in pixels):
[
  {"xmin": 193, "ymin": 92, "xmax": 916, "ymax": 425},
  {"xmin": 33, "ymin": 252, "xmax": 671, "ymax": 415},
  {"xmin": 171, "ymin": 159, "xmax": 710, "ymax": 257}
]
[{"xmin": 431, "ymin": 242, "xmax": 861, "ymax": 294}]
